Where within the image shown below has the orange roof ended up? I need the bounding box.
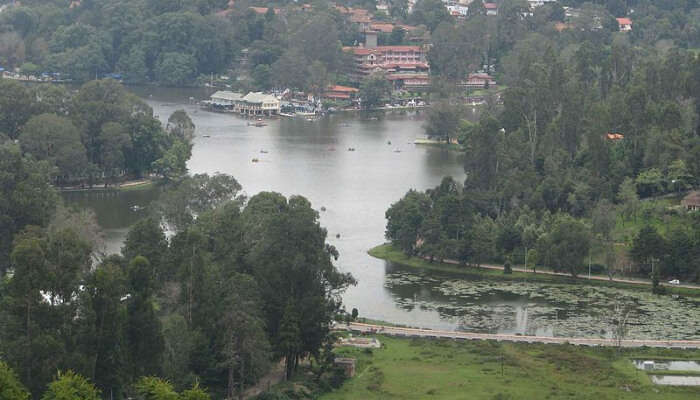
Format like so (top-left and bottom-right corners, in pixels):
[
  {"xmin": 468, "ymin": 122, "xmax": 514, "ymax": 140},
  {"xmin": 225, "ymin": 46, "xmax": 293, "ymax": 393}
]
[
  {"xmin": 606, "ymin": 133, "xmax": 624, "ymax": 140},
  {"xmin": 249, "ymin": 7, "xmax": 280, "ymax": 14},
  {"xmin": 328, "ymin": 85, "xmax": 359, "ymax": 93},
  {"xmin": 346, "ymin": 45, "xmax": 423, "ymax": 55},
  {"xmin": 370, "ymin": 23, "xmax": 395, "ymax": 33},
  {"xmin": 324, "ymin": 93, "xmax": 351, "ymax": 99},
  {"xmin": 554, "ymin": 22, "xmax": 568, "ymax": 32},
  {"xmin": 616, "ymin": 17, "xmax": 632, "ymax": 25},
  {"xmin": 484, "ymin": 3, "xmax": 498, "ymax": 9},
  {"xmin": 351, "ymin": 14, "xmax": 371, "ymax": 23}
]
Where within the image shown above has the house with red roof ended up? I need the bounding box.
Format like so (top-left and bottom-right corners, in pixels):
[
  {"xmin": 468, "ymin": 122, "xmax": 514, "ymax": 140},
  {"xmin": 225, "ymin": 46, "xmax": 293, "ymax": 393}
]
[
  {"xmin": 324, "ymin": 85, "xmax": 360, "ymax": 100},
  {"xmin": 484, "ymin": 3, "xmax": 498, "ymax": 16},
  {"xmin": 616, "ymin": 17, "xmax": 632, "ymax": 32}
]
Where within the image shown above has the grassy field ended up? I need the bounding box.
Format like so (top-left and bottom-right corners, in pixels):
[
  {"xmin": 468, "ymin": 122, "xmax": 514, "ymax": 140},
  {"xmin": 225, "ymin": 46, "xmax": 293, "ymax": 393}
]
[
  {"xmin": 368, "ymin": 243, "xmax": 700, "ymax": 297},
  {"xmin": 320, "ymin": 335, "xmax": 700, "ymax": 400}
]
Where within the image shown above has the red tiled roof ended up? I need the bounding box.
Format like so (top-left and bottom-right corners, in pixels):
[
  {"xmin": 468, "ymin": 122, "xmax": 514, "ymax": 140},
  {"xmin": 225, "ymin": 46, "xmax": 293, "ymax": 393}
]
[
  {"xmin": 370, "ymin": 23, "xmax": 395, "ymax": 33},
  {"xmin": 324, "ymin": 93, "xmax": 351, "ymax": 99},
  {"xmin": 249, "ymin": 7, "xmax": 280, "ymax": 14},
  {"xmin": 351, "ymin": 15, "xmax": 371, "ymax": 23},
  {"xmin": 346, "ymin": 45, "xmax": 423, "ymax": 55},
  {"xmin": 484, "ymin": 3, "xmax": 498, "ymax": 9},
  {"xmin": 606, "ymin": 133, "xmax": 624, "ymax": 140},
  {"xmin": 616, "ymin": 17, "xmax": 632, "ymax": 25},
  {"xmin": 328, "ymin": 85, "xmax": 359, "ymax": 93}
]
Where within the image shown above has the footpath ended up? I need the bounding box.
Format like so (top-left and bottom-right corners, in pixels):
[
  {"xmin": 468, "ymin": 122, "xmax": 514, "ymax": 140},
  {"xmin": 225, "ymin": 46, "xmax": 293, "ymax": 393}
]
[
  {"xmin": 420, "ymin": 256, "xmax": 700, "ymax": 290},
  {"xmin": 345, "ymin": 322, "xmax": 700, "ymax": 349}
]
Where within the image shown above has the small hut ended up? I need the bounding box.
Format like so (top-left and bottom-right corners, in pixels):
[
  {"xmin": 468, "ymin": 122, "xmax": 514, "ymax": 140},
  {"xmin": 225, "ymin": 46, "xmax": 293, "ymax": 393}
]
[
  {"xmin": 681, "ymin": 191, "xmax": 700, "ymax": 211},
  {"xmin": 333, "ymin": 357, "xmax": 356, "ymax": 377}
]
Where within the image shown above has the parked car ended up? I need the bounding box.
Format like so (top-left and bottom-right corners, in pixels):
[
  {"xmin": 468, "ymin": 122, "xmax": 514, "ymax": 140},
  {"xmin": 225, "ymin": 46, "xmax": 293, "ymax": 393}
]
[{"xmin": 668, "ymin": 279, "xmax": 680, "ymax": 285}]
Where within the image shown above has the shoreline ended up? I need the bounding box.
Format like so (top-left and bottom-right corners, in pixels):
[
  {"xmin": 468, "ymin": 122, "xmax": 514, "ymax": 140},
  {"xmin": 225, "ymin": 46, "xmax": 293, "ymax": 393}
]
[
  {"xmin": 368, "ymin": 243, "xmax": 700, "ymax": 297},
  {"xmin": 57, "ymin": 179, "xmax": 155, "ymax": 193}
]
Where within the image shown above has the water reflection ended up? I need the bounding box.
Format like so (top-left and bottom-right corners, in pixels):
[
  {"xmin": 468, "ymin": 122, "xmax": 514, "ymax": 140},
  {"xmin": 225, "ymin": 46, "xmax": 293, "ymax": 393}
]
[{"xmin": 383, "ymin": 260, "xmax": 700, "ymax": 339}]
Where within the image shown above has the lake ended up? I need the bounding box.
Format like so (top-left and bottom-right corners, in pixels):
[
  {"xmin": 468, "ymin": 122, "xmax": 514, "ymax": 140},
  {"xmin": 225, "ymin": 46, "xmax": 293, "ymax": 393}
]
[{"xmin": 64, "ymin": 87, "xmax": 700, "ymax": 340}]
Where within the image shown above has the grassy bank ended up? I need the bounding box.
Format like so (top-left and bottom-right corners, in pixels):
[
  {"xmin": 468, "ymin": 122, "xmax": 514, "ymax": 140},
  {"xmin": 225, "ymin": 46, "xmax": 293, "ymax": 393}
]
[
  {"xmin": 319, "ymin": 335, "xmax": 700, "ymax": 400},
  {"xmin": 368, "ymin": 243, "xmax": 700, "ymax": 297}
]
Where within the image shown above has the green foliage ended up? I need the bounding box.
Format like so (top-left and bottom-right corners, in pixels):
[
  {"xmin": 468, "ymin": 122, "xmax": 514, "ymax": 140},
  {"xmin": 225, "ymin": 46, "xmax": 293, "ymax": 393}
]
[
  {"xmin": 0, "ymin": 361, "xmax": 30, "ymax": 400},
  {"xmin": 359, "ymin": 74, "xmax": 391, "ymax": 109},
  {"xmin": 19, "ymin": 114, "xmax": 88, "ymax": 182},
  {"xmin": 41, "ymin": 371, "xmax": 100, "ymax": 400},
  {"xmin": 133, "ymin": 377, "xmax": 178, "ymax": 400}
]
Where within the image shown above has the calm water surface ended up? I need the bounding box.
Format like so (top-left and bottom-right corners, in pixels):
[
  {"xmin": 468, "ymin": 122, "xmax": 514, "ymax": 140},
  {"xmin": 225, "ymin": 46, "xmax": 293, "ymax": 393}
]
[{"xmin": 63, "ymin": 87, "xmax": 700, "ymax": 340}]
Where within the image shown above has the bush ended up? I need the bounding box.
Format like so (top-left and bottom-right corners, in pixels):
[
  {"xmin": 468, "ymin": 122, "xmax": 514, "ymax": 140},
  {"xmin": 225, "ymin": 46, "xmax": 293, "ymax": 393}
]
[{"xmin": 503, "ymin": 260, "xmax": 513, "ymax": 274}]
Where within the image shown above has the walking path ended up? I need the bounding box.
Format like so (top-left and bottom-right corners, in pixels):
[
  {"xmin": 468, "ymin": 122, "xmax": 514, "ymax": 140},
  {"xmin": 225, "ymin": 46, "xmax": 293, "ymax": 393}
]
[
  {"xmin": 423, "ymin": 256, "xmax": 700, "ymax": 290},
  {"xmin": 345, "ymin": 322, "xmax": 700, "ymax": 349}
]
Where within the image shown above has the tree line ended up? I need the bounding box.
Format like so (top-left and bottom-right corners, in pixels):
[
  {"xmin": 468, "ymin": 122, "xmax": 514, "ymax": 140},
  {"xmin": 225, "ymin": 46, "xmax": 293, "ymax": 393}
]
[
  {"xmin": 0, "ymin": 79, "xmax": 192, "ymax": 185},
  {"xmin": 0, "ymin": 167, "xmax": 355, "ymax": 399}
]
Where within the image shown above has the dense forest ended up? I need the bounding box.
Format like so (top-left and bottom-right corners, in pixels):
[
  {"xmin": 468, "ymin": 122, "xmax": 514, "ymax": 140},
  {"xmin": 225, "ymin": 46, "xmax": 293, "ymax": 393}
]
[
  {"xmin": 0, "ymin": 78, "xmax": 192, "ymax": 186},
  {"xmin": 0, "ymin": 166, "xmax": 355, "ymax": 398},
  {"xmin": 388, "ymin": 33, "xmax": 700, "ymax": 282}
]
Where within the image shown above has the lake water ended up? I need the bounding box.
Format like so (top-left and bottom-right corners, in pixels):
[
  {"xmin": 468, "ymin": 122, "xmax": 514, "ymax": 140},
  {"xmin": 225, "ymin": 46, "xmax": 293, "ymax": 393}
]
[{"xmin": 63, "ymin": 87, "xmax": 700, "ymax": 340}]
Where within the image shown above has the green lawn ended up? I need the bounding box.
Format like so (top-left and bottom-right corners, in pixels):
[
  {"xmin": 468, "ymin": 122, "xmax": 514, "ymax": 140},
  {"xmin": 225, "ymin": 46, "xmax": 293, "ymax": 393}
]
[
  {"xmin": 368, "ymin": 243, "xmax": 700, "ymax": 297},
  {"xmin": 320, "ymin": 335, "xmax": 700, "ymax": 400}
]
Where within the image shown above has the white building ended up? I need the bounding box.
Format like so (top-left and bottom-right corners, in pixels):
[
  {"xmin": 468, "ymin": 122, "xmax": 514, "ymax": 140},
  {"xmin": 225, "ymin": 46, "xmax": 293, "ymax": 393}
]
[{"xmin": 240, "ymin": 92, "xmax": 280, "ymax": 115}]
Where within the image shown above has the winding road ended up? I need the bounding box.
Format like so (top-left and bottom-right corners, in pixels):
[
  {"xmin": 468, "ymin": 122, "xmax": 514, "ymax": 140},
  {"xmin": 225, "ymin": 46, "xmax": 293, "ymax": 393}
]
[{"xmin": 344, "ymin": 322, "xmax": 700, "ymax": 349}]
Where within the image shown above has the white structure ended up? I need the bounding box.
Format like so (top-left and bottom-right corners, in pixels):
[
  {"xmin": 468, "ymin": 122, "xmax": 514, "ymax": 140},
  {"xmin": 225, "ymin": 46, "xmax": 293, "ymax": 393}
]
[
  {"xmin": 210, "ymin": 91, "xmax": 243, "ymax": 107},
  {"xmin": 528, "ymin": 0, "xmax": 557, "ymax": 8},
  {"xmin": 240, "ymin": 92, "xmax": 280, "ymax": 115}
]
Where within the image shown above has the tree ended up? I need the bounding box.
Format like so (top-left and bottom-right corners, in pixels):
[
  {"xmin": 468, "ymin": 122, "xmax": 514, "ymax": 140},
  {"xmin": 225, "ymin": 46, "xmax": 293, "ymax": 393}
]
[
  {"xmin": 359, "ymin": 74, "xmax": 391, "ymax": 110},
  {"xmin": 41, "ymin": 371, "xmax": 101, "ymax": 400},
  {"xmin": 132, "ymin": 377, "xmax": 178, "ymax": 400},
  {"xmin": 424, "ymin": 101, "xmax": 462, "ymax": 143},
  {"xmin": 19, "ymin": 114, "xmax": 88, "ymax": 183},
  {"xmin": 388, "ymin": 27, "xmax": 405, "ymax": 45},
  {"xmin": 78, "ymin": 261, "xmax": 128, "ymax": 397},
  {"xmin": 410, "ymin": 0, "xmax": 453, "ymax": 31},
  {"xmin": 0, "ymin": 361, "xmax": 30, "ymax": 400},
  {"xmin": 166, "ymin": 110, "xmax": 195, "ymax": 143},
  {"xmin": 123, "ymin": 218, "xmax": 168, "ymax": 282},
  {"xmin": 617, "ymin": 178, "xmax": 639, "ymax": 223},
  {"xmin": 219, "ymin": 274, "xmax": 269, "ymax": 399},
  {"xmin": 98, "ymin": 122, "xmax": 131, "ymax": 182},
  {"xmin": 0, "ymin": 80, "xmax": 34, "ymax": 140},
  {"xmin": 546, "ymin": 215, "xmax": 591, "ymax": 277},
  {"xmin": 126, "ymin": 256, "xmax": 164, "ymax": 380},
  {"xmin": 629, "ymin": 225, "xmax": 666, "ymax": 276},
  {"xmin": 242, "ymin": 192, "xmax": 355, "ymax": 380},
  {"xmin": 0, "ymin": 142, "xmax": 58, "ymax": 275},
  {"xmin": 158, "ymin": 173, "xmax": 243, "ymax": 232},
  {"xmin": 155, "ymin": 52, "xmax": 197, "ymax": 86},
  {"xmin": 385, "ymin": 190, "xmax": 431, "ymax": 254}
]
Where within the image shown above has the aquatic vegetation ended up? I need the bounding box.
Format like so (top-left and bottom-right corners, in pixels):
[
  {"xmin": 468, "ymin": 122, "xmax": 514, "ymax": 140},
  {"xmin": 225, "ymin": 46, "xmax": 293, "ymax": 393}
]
[{"xmin": 384, "ymin": 272, "xmax": 700, "ymax": 340}]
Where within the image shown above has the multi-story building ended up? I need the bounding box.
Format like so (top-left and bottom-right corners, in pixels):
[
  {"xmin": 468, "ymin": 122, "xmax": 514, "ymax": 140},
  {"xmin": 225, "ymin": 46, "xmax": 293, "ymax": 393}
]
[{"xmin": 344, "ymin": 45, "xmax": 429, "ymax": 79}]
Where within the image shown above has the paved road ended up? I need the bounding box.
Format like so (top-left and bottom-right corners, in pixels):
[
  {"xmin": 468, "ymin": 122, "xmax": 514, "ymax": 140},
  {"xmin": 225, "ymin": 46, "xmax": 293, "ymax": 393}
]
[
  {"xmin": 422, "ymin": 256, "xmax": 700, "ymax": 290},
  {"xmin": 345, "ymin": 322, "xmax": 700, "ymax": 349}
]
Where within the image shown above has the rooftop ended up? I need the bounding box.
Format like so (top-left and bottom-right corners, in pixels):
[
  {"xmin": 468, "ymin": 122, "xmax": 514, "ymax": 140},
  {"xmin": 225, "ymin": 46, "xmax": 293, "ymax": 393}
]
[{"xmin": 616, "ymin": 17, "xmax": 632, "ymax": 25}]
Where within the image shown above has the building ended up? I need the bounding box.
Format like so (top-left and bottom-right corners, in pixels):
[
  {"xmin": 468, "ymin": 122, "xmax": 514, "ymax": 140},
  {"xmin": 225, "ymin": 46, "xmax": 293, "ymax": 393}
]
[
  {"xmin": 681, "ymin": 191, "xmax": 700, "ymax": 211},
  {"xmin": 616, "ymin": 17, "xmax": 632, "ymax": 32},
  {"xmin": 484, "ymin": 3, "xmax": 498, "ymax": 15},
  {"xmin": 605, "ymin": 132, "xmax": 624, "ymax": 141},
  {"xmin": 333, "ymin": 357, "xmax": 356, "ymax": 377},
  {"xmin": 324, "ymin": 85, "xmax": 360, "ymax": 101},
  {"xmin": 387, "ymin": 73, "xmax": 431, "ymax": 90},
  {"xmin": 240, "ymin": 92, "xmax": 280, "ymax": 116},
  {"xmin": 205, "ymin": 91, "xmax": 280, "ymax": 116},
  {"xmin": 464, "ymin": 73, "xmax": 496, "ymax": 89},
  {"xmin": 528, "ymin": 0, "xmax": 557, "ymax": 8},
  {"xmin": 344, "ymin": 45, "xmax": 430, "ymax": 80},
  {"xmin": 208, "ymin": 91, "xmax": 243, "ymax": 111}
]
